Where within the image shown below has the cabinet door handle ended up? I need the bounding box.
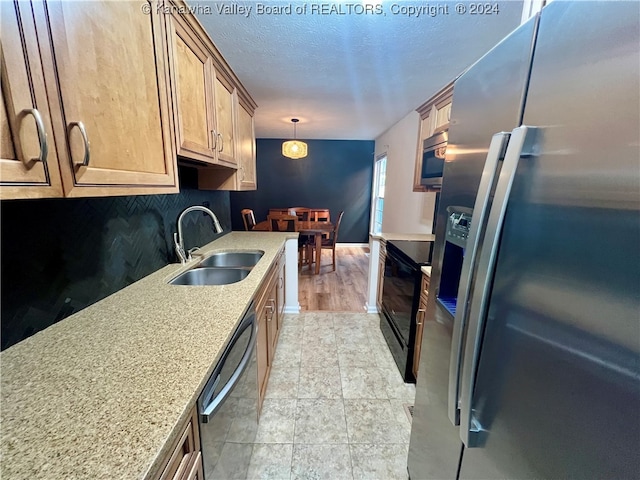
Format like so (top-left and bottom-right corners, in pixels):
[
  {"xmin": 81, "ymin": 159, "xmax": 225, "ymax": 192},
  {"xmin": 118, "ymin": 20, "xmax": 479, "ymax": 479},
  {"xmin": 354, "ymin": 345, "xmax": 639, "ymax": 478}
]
[
  {"xmin": 217, "ymin": 132, "xmax": 224, "ymax": 153},
  {"xmin": 19, "ymin": 108, "xmax": 48, "ymax": 165},
  {"xmin": 211, "ymin": 129, "xmax": 218, "ymax": 151},
  {"xmin": 68, "ymin": 121, "xmax": 90, "ymax": 166},
  {"xmin": 417, "ymin": 308, "xmax": 426, "ymax": 326},
  {"xmin": 266, "ymin": 301, "xmax": 275, "ymax": 321}
]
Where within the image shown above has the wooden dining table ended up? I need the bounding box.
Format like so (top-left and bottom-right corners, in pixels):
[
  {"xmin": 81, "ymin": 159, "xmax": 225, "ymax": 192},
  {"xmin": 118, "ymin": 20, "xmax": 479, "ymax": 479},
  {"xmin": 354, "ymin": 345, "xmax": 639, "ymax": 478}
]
[{"xmin": 253, "ymin": 220, "xmax": 335, "ymax": 275}]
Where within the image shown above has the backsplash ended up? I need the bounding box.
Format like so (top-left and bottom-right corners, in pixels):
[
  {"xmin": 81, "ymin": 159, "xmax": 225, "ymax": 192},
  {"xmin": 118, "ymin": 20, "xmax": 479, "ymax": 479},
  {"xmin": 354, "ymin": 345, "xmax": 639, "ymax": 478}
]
[{"xmin": 1, "ymin": 174, "xmax": 231, "ymax": 350}]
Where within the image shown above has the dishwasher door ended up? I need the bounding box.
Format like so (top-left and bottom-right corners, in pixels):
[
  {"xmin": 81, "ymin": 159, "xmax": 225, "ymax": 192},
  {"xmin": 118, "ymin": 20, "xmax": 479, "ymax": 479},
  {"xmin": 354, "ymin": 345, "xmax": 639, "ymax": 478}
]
[{"xmin": 198, "ymin": 303, "xmax": 258, "ymax": 479}]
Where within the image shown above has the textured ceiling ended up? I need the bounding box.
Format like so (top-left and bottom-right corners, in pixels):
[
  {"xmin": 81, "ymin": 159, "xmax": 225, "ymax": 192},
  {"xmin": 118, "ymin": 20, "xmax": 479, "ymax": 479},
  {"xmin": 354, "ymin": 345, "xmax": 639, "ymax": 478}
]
[{"xmin": 195, "ymin": 1, "xmax": 524, "ymax": 139}]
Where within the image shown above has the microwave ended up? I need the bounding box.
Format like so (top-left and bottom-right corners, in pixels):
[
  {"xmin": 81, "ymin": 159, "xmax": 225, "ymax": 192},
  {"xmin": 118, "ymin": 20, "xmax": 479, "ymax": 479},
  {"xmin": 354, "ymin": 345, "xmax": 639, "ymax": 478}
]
[{"xmin": 420, "ymin": 130, "xmax": 447, "ymax": 187}]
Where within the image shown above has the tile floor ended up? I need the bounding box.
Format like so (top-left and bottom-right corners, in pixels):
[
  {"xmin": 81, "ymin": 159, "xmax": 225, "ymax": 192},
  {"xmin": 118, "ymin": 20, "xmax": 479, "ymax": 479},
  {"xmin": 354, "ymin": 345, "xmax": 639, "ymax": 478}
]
[{"xmin": 246, "ymin": 312, "xmax": 415, "ymax": 479}]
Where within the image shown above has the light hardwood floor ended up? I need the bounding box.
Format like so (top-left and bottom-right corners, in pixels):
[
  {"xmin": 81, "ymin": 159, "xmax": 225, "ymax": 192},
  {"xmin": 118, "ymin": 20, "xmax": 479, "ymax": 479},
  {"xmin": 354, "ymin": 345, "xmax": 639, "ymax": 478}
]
[{"xmin": 298, "ymin": 245, "xmax": 369, "ymax": 312}]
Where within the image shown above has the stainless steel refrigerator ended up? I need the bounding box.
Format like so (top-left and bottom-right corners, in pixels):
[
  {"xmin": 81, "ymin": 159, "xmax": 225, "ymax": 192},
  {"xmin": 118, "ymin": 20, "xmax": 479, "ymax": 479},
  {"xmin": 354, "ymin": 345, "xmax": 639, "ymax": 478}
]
[{"xmin": 408, "ymin": 2, "xmax": 640, "ymax": 479}]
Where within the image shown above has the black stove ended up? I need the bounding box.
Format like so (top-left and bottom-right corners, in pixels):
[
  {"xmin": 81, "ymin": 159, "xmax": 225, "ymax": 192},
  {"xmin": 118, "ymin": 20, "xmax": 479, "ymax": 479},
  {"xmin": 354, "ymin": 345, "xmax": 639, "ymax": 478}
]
[
  {"xmin": 380, "ymin": 240, "xmax": 434, "ymax": 383},
  {"xmin": 387, "ymin": 240, "xmax": 434, "ymax": 266}
]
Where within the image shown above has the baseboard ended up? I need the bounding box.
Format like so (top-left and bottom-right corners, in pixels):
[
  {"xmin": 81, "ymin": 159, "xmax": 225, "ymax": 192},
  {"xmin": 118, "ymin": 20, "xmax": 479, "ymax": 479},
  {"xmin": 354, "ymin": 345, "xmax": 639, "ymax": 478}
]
[
  {"xmin": 364, "ymin": 303, "xmax": 379, "ymax": 314},
  {"xmin": 284, "ymin": 305, "xmax": 301, "ymax": 314},
  {"xmin": 336, "ymin": 242, "xmax": 369, "ymax": 248}
]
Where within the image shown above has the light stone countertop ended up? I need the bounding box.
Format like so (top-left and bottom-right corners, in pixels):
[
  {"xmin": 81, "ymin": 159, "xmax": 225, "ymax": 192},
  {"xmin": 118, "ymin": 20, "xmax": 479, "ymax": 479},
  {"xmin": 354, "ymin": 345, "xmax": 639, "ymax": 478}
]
[
  {"xmin": 0, "ymin": 231, "xmax": 295, "ymax": 480},
  {"xmin": 370, "ymin": 232, "xmax": 436, "ymax": 242},
  {"xmin": 421, "ymin": 266, "xmax": 433, "ymax": 277}
]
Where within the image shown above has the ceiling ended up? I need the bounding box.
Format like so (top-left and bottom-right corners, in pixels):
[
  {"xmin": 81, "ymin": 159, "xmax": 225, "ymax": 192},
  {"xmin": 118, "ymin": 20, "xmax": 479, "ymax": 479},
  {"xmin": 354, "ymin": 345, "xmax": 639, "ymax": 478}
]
[{"xmin": 195, "ymin": 1, "xmax": 524, "ymax": 140}]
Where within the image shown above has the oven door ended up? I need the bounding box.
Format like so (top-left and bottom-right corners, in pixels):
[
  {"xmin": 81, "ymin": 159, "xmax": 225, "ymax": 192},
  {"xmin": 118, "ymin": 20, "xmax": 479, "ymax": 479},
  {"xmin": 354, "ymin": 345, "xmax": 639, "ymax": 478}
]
[{"xmin": 381, "ymin": 248, "xmax": 418, "ymax": 347}]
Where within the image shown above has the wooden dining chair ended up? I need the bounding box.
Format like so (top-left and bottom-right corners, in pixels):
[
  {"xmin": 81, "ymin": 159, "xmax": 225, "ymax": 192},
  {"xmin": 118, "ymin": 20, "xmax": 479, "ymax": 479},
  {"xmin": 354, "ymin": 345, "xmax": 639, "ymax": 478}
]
[
  {"xmin": 288, "ymin": 207, "xmax": 311, "ymax": 221},
  {"xmin": 313, "ymin": 209, "xmax": 331, "ymax": 222},
  {"xmin": 268, "ymin": 208, "xmax": 289, "ymax": 217},
  {"xmin": 288, "ymin": 208, "xmax": 313, "ymax": 266},
  {"xmin": 241, "ymin": 208, "xmax": 256, "ymax": 231},
  {"xmin": 313, "ymin": 210, "xmax": 344, "ymax": 271},
  {"xmin": 268, "ymin": 214, "xmax": 298, "ymax": 232},
  {"xmin": 269, "ymin": 214, "xmax": 309, "ymax": 268},
  {"xmin": 313, "ymin": 209, "xmax": 331, "ymax": 239}
]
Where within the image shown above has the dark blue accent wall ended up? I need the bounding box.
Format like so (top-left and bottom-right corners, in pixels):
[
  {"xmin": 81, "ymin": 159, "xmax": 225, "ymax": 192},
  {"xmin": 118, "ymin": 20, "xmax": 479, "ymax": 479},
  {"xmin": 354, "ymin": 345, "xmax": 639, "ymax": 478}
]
[
  {"xmin": 1, "ymin": 167, "xmax": 230, "ymax": 350},
  {"xmin": 230, "ymin": 139, "xmax": 374, "ymax": 243}
]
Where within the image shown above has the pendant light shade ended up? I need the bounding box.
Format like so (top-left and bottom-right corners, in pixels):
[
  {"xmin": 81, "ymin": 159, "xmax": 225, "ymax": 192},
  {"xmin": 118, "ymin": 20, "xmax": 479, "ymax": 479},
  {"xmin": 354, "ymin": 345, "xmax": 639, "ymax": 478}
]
[{"xmin": 282, "ymin": 118, "xmax": 308, "ymax": 159}]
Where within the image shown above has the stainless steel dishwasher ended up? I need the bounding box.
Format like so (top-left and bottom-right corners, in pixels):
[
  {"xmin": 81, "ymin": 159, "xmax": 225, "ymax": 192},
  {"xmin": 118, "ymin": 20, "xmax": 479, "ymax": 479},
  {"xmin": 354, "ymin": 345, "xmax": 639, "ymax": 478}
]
[{"xmin": 198, "ymin": 302, "xmax": 258, "ymax": 479}]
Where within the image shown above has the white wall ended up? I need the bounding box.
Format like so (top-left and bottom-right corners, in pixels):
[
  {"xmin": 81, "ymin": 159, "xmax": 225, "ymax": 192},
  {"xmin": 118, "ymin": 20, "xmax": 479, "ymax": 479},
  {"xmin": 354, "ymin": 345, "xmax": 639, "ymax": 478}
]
[{"xmin": 374, "ymin": 110, "xmax": 437, "ymax": 234}]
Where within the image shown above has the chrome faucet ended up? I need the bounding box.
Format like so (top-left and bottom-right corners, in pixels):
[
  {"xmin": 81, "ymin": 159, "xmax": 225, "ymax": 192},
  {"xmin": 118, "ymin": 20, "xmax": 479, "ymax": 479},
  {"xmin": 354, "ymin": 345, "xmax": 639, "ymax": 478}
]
[{"xmin": 174, "ymin": 206, "xmax": 223, "ymax": 264}]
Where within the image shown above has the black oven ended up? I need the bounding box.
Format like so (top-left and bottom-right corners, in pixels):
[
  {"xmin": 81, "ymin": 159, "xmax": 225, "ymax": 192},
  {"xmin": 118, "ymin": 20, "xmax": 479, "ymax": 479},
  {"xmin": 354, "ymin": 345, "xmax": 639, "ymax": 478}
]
[
  {"xmin": 380, "ymin": 240, "xmax": 433, "ymax": 383},
  {"xmin": 420, "ymin": 130, "xmax": 447, "ymax": 188}
]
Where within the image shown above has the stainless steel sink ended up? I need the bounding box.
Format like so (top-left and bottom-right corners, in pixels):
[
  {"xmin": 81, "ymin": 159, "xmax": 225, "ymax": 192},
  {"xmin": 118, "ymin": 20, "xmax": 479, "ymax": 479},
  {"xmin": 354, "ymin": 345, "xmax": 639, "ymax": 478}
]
[
  {"xmin": 169, "ymin": 267, "xmax": 250, "ymax": 286},
  {"xmin": 197, "ymin": 251, "xmax": 264, "ymax": 268}
]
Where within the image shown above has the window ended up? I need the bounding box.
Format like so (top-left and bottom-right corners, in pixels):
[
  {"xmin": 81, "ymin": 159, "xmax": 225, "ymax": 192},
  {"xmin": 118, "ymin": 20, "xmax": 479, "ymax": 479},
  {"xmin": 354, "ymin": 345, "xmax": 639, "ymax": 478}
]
[{"xmin": 371, "ymin": 155, "xmax": 387, "ymax": 235}]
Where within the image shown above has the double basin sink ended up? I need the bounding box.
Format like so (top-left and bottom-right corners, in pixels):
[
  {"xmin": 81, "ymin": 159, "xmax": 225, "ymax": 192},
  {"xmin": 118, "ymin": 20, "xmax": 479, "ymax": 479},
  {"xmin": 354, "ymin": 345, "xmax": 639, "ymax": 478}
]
[{"xmin": 169, "ymin": 251, "xmax": 264, "ymax": 286}]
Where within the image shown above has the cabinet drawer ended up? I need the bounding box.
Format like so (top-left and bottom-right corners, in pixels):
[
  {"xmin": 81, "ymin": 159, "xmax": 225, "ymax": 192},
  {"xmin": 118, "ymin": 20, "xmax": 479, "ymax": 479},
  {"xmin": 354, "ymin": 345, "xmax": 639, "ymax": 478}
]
[
  {"xmin": 159, "ymin": 407, "xmax": 200, "ymax": 480},
  {"xmin": 421, "ymin": 274, "xmax": 430, "ymax": 297}
]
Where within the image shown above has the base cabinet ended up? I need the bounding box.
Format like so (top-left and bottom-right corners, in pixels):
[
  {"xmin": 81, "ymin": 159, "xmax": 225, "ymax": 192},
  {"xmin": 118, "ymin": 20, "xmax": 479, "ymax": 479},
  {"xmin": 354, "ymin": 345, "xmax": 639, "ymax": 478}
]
[
  {"xmin": 376, "ymin": 241, "xmax": 387, "ymax": 311},
  {"xmin": 412, "ymin": 273, "xmax": 430, "ymax": 380},
  {"xmin": 255, "ymin": 249, "xmax": 284, "ymax": 414},
  {"xmin": 158, "ymin": 406, "xmax": 202, "ymax": 480}
]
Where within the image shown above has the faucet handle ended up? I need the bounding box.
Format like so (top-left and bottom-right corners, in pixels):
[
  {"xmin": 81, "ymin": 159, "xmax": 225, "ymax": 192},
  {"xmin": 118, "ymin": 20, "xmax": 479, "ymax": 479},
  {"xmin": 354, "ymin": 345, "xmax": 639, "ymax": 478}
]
[{"xmin": 187, "ymin": 247, "xmax": 202, "ymax": 261}]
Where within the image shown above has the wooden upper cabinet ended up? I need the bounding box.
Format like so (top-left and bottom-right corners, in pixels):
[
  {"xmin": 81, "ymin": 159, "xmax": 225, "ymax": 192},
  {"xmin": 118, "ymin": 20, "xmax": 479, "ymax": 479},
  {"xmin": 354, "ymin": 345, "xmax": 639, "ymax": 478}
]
[
  {"xmin": 35, "ymin": 0, "xmax": 177, "ymax": 196},
  {"xmin": 0, "ymin": 0, "xmax": 63, "ymax": 199},
  {"xmin": 236, "ymin": 101, "xmax": 257, "ymax": 190},
  {"xmin": 413, "ymin": 81, "xmax": 454, "ymax": 192},
  {"xmin": 169, "ymin": 13, "xmax": 217, "ymax": 163},
  {"xmin": 212, "ymin": 70, "xmax": 237, "ymax": 167},
  {"xmin": 167, "ymin": 4, "xmax": 251, "ymax": 172}
]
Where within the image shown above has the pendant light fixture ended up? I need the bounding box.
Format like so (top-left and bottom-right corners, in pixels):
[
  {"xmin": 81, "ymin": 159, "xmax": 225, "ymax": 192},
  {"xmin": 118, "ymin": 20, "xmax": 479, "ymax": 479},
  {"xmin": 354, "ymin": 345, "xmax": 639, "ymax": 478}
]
[{"xmin": 282, "ymin": 118, "xmax": 308, "ymax": 159}]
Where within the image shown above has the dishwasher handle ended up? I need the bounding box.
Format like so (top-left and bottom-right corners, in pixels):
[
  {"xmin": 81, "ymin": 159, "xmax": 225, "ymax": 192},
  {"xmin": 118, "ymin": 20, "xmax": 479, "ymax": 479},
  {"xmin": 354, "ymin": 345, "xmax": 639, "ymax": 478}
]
[{"xmin": 200, "ymin": 309, "xmax": 257, "ymax": 423}]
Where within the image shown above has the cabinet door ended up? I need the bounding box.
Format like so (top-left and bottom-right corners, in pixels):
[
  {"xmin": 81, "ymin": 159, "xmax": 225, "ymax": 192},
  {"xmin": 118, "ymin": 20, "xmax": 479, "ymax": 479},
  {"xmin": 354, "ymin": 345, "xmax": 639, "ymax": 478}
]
[
  {"xmin": 236, "ymin": 102, "xmax": 256, "ymax": 190},
  {"xmin": 412, "ymin": 275, "xmax": 430, "ymax": 379},
  {"xmin": 256, "ymin": 297, "xmax": 270, "ymax": 412},
  {"xmin": 376, "ymin": 244, "xmax": 386, "ymax": 310},
  {"xmin": 38, "ymin": 0, "xmax": 177, "ymax": 195},
  {"xmin": 0, "ymin": 0, "xmax": 63, "ymax": 199},
  {"xmin": 276, "ymin": 252, "xmax": 285, "ymax": 321},
  {"xmin": 182, "ymin": 452, "xmax": 204, "ymax": 480},
  {"xmin": 170, "ymin": 14, "xmax": 216, "ymax": 163},
  {"xmin": 212, "ymin": 70, "xmax": 237, "ymax": 167},
  {"xmin": 266, "ymin": 283, "xmax": 278, "ymax": 364}
]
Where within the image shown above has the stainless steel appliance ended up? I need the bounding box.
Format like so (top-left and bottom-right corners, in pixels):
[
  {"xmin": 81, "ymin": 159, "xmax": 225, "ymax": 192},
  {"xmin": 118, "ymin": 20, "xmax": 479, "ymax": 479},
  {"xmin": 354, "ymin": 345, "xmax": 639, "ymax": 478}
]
[
  {"xmin": 198, "ymin": 303, "xmax": 258, "ymax": 479},
  {"xmin": 436, "ymin": 206, "xmax": 473, "ymax": 318},
  {"xmin": 420, "ymin": 130, "xmax": 447, "ymax": 187},
  {"xmin": 380, "ymin": 240, "xmax": 434, "ymax": 383},
  {"xmin": 408, "ymin": 2, "xmax": 640, "ymax": 479}
]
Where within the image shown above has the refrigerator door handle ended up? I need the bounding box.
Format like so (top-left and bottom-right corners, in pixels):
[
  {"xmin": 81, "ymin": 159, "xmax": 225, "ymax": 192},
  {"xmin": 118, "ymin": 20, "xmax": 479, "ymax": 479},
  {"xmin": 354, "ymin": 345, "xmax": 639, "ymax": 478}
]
[
  {"xmin": 459, "ymin": 125, "xmax": 538, "ymax": 447},
  {"xmin": 447, "ymin": 132, "xmax": 510, "ymax": 426}
]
